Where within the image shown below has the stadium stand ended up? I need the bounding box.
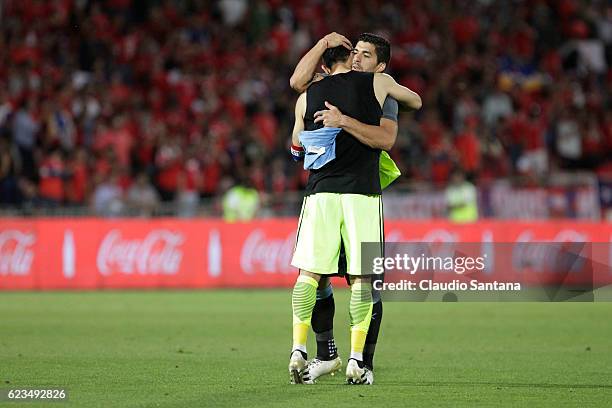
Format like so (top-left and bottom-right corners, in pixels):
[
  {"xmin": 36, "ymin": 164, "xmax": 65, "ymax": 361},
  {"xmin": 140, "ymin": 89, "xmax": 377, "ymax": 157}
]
[{"xmin": 0, "ymin": 0, "xmax": 611, "ymax": 218}]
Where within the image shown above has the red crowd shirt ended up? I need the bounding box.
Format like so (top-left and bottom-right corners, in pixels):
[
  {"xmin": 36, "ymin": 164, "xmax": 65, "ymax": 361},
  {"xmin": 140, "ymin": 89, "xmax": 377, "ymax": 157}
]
[
  {"xmin": 67, "ymin": 160, "xmax": 88, "ymax": 203},
  {"xmin": 39, "ymin": 156, "xmax": 64, "ymax": 201},
  {"xmin": 455, "ymin": 132, "xmax": 481, "ymax": 172}
]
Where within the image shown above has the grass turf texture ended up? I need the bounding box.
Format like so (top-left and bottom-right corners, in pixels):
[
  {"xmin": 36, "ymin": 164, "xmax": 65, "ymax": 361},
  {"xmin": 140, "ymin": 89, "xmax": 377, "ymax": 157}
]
[{"xmin": 1, "ymin": 290, "xmax": 612, "ymax": 407}]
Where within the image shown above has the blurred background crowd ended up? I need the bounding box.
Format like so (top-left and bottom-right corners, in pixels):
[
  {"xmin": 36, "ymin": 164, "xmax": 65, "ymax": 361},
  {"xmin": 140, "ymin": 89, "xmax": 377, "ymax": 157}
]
[{"xmin": 0, "ymin": 0, "xmax": 611, "ymax": 218}]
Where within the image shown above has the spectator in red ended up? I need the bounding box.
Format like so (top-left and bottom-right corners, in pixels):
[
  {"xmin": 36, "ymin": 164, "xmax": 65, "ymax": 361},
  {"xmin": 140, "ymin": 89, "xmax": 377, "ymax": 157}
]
[
  {"xmin": 38, "ymin": 149, "xmax": 65, "ymax": 205},
  {"xmin": 420, "ymin": 110, "xmax": 445, "ymax": 153},
  {"xmin": 65, "ymin": 148, "xmax": 90, "ymax": 205},
  {"xmin": 251, "ymin": 103, "xmax": 279, "ymax": 151},
  {"xmin": 200, "ymin": 144, "xmax": 226, "ymax": 197},
  {"xmin": 175, "ymin": 150, "xmax": 202, "ymax": 217},
  {"xmin": 454, "ymin": 116, "xmax": 481, "ymax": 177},
  {"xmin": 155, "ymin": 136, "xmax": 183, "ymax": 201},
  {"xmin": 94, "ymin": 115, "xmax": 133, "ymax": 168},
  {"xmin": 451, "ymin": 12, "xmax": 480, "ymax": 47},
  {"xmin": 516, "ymin": 107, "xmax": 548, "ymax": 175}
]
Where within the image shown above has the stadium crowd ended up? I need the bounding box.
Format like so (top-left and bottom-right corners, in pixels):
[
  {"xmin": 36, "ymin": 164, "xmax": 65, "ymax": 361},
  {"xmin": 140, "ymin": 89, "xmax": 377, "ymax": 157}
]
[{"xmin": 0, "ymin": 0, "xmax": 611, "ymax": 215}]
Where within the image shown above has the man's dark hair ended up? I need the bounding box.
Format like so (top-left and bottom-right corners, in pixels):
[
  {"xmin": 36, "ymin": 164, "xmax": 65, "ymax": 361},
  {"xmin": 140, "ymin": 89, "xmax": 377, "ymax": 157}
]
[
  {"xmin": 357, "ymin": 33, "xmax": 391, "ymax": 65},
  {"xmin": 322, "ymin": 46, "xmax": 352, "ymax": 69}
]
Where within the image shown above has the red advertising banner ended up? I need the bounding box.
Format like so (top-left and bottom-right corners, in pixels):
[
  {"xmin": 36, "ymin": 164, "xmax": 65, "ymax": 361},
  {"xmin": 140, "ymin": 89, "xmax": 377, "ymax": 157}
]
[{"xmin": 0, "ymin": 218, "xmax": 611, "ymax": 290}]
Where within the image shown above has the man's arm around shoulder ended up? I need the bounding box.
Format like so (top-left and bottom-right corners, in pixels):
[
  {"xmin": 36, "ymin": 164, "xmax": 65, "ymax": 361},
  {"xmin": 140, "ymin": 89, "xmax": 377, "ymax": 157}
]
[{"xmin": 374, "ymin": 73, "xmax": 422, "ymax": 111}]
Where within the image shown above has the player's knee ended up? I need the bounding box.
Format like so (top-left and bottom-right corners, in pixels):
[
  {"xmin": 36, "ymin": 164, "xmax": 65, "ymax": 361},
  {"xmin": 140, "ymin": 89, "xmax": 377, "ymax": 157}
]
[{"xmin": 299, "ymin": 270, "xmax": 321, "ymax": 282}]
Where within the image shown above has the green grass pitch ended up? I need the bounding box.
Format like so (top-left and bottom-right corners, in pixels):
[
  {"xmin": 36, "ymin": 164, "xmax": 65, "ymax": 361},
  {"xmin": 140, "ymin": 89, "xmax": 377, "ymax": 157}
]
[{"xmin": 1, "ymin": 290, "xmax": 612, "ymax": 407}]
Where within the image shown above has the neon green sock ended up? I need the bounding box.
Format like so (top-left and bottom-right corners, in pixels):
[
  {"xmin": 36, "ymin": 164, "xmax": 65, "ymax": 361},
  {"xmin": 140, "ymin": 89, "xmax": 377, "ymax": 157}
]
[
  {"xmin": 292, "ymin": 275, "xmax": 318, "ymax": 349},
  {"xmin": 350, "ymin": 281, "xmax": 373, "ymax": 355}
]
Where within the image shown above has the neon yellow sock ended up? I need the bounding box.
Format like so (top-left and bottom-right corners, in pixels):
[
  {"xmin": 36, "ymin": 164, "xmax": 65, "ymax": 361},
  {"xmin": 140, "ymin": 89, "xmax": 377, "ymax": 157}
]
[
  {"xmin": 349, "ymin": 281, "xmax": 373, "ymax": 354},
  {"xmin": 293, "ymin": 323, "xmax": 309, "ymax": 347},
  {"xmin": 350, "ymin": 330, "xmax": 368, "ymax": 354},
  {"xmin": 292, "ymin": 275, "xmax": 318, "ymax": 350}
]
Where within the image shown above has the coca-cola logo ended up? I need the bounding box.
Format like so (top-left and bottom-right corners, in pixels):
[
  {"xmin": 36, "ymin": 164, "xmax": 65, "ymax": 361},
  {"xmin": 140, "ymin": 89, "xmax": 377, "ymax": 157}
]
[
  {"xmin": 240, "ymin": 229, "xmax": 295, "ymax": 274},
  {"xmin": 97, "ymin": 230, "xmax": 184, "ymax": 275},
  {"xmin": 0, "ymin": 230, "xmax": 36, "ymax": 276}
]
